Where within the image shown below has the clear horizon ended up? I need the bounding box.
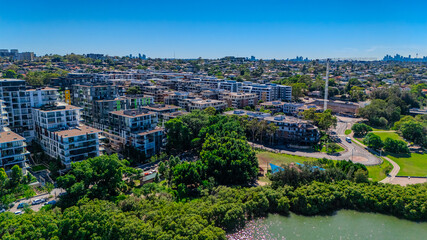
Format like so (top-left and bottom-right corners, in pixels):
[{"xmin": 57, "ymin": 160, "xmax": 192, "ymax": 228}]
[{"xmin": 1, "ymin": 0, "xmax": 427, "ymax": 59}]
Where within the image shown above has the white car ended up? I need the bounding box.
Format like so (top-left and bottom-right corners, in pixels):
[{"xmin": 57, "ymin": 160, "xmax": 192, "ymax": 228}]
[
  {"xmin": 0, "ymin": 208, "xmax": 5, "ymax": 213},
  {"xmin": 14, "ymin": 211, "xmax": 22, "ymax": 215}
]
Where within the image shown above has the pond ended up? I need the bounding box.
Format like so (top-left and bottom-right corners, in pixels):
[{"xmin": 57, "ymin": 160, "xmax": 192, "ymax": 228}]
[{"xmin": 227, "ymin": 210, "xmax": 427, "ymax": 240}]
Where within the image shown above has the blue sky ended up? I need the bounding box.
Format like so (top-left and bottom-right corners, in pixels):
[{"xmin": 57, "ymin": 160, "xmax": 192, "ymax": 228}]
[{"xmin": 1, "ymin": 0, "xmax": 427, "ymax": 59}]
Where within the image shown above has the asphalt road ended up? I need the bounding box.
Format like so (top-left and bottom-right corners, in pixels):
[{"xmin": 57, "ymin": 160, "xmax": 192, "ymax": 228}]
[
  {"xmin": 335, "ymin": 116, "xmax": 381, "ymax": 166},
  {"xmin": 8, "ymin": 188, "xmax": 65, "ymax": 214}
]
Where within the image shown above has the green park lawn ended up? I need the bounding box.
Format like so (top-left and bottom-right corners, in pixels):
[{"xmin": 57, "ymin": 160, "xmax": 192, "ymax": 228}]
[
  {"xmin": 387, "ymin": 153, "xmax": 427, "ymax": 177},
  {"xmin": 366, "ymin": 158, "xmax": 392, "ymax": 182},
  {"xmin": 344, "ymin": 129, "xmax": 352, "ymax": 135},
  {"xmin": 372, "ymin": 131, "xmax": 403, "ymax": 142},
  {"xmin": 359, "ymin": 131, "xmax": 426, "ymax": 177},
  {"xmin": 320, "ymin": 145, "xmax": 345, "ymax": 153},
  {"xmin": 256, "ymin": 151, "xmax": 318, "ymax": 169}
]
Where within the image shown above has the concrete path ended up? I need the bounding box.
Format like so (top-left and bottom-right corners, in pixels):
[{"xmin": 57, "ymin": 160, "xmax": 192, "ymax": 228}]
[{"xmin": 379, "ymin": 157, "xmax": 400, "ymax": 184}]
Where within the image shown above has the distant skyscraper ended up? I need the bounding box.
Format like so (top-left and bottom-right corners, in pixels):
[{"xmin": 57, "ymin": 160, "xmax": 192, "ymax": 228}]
[{"xmin": 142, "ymin": 54, "xmax": 147, "ymax": 60}]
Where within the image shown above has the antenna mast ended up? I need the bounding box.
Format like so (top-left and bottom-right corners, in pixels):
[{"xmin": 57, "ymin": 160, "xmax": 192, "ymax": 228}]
[{"xmin": 323, "ymin": 59, "xmax": 330, "ymax": 111}]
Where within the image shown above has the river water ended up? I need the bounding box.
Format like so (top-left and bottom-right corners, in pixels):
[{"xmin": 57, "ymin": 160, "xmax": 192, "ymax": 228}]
[{"xmin": 227, "ymin": 210, "xmax": 427, "ymax": 240}]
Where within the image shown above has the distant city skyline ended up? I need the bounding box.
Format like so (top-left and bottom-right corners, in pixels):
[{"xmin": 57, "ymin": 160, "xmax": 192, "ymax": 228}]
[{"xmin": 1, "ymin": 0, "xmax": 427, "ymax": 59}]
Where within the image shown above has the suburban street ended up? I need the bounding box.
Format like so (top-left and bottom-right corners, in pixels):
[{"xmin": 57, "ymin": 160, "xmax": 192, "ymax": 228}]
[
  {"xmin": 335, "ymin": 116, "xmax": 381, "ymax": 165},
  {"xmin": 7, "ymin": 188, "xmax": 64, "ymax": 214}
]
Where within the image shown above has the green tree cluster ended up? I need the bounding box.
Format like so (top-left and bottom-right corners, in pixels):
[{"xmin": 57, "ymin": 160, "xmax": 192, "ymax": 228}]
[
  {"xmin": 363, "ymin": 133, "xmax": 384, "ymax": 150},
  {"xmin": 383, "ymin": 138, "xmax": 409, "ymax": 154},
  {"xmin": 56, "ymin": 154, "xmax": 138, "ymax": 207},
  {"xmin": 0, "ymin": 166, "xmax": 36, "ymax": 208},
  {"xmin": 351, "ymin": 123, "xmax": 372, "ymax": 137},
  {"xmin": 302, "ymin": 109, "xmax": 337, "ymax": 131},
  {"xmin": 2, "ymin": 181, "xmax": 426, "ymax": 239}
]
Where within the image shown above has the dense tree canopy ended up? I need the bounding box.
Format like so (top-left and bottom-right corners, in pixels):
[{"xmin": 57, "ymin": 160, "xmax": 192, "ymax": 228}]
[
  {"xmin": 351, "ymin": 123, "xmax": 372, "ymax": 137},
  {"xmin": 200, "ymin": 133, "xmax": 258, "ymax": 186},
  {"xmin": 363, "ymin": 133, "xmax": 383, "ymax": 150},
  {"xmin": 56, "ymin": 154, "xmax": 137, "ymax": 207},
  {"xmin": 1, "ymin": 181, "xmax": 426, "ymax": 239}
]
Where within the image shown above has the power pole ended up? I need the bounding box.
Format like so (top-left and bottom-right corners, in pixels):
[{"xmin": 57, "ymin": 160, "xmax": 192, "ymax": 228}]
[{"xmin": 324, "ymin": 59, "xmax": 330, "ymax": 111}]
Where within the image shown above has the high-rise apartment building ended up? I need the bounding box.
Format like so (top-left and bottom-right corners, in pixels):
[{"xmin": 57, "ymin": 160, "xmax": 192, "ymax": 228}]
[
  {"xmin": 0, "ymin": 79, "xmax": 33, "ymax": 140},
  {"xmin": 33, "ymin": 104, "xmax": 101, "ymax": 168},
  {"xmin": 105, "ymin": 109, "xmax": 163, "ymax": 157}
]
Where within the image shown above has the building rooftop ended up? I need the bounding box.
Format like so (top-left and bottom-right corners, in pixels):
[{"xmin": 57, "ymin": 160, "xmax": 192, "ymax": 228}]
[
  {"xmin": 191, "ymin": 99, "xmax": 225, "ymax": 104},
  {"xmin": 110, "ymin": 109, "xmax": 156, "ymax": 118},
  {"xmin": 0, "ymin": 79, "xmax": 26, "ymax": 83},
  {"xmin": 53, "ymin": 125, "xmax": 101, "ymax": 138},
  {"xmin": 26, "ymin": 87, "xmax": 58, "ymax": 91},
  {"xmin": 260, "ymin": 101, "xmax": 286, "ymax": 106},
  {"xmin": 137, "ymin": 128, "xmax": 164, "ymax": 136},
  {"xmin": 0, "ymin": 131, "xmax": 25, "ymax": 143},
  {"xmin": 142, "ymin": 104, "xmax": 180, "ymax": 111},
  {"xmin": 38, "ymin": 104, "xmax": 81, "ymax": 112}
]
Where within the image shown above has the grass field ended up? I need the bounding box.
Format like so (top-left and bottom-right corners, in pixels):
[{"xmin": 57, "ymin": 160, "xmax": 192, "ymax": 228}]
[
  {"xmin": 320, "ymin": 145, "xmax": 345, "ymax": 153},
  {"xmin": 366, "ymin": 158, "xmax": 392, "ymax": 182},
  {"xmin": 354, "ymin": 131, "xmax": 426, "ymax": 177},
  {"xmin": 256, "ymin": 151, "xmax": 319, "ymax": 184},
  {"xmin": 372, "ymin": 131, "xmax": 403, "ymax": 142},
  {"xmin": 372, "ymin": 127, "xmax": 390, "ymax": 131},
  {"xmin": 387, "ymin": 153, "xmax": 427, "ymax": 177},
  {"xmin": 256, "ymin": 151, "xmax": 318, "ymax": 169},
  {"xmin": 345, "ymin": 129, "xmax": 352, "ymax": 135}
]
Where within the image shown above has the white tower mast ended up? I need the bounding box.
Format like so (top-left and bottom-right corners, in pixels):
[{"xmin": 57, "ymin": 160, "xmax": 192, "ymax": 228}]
[{"xmin": 323, "ymin": 59, "xmax": 330, "ymax": 111}]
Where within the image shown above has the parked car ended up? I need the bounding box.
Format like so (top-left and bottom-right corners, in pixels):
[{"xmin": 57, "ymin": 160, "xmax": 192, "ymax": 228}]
[
  {"xmin": 17, "ymin": 203, "xmax": 29, "ymax": 209},
  {"xmin": 44, "ymin": 200, "xmax": 57, "ymax": 206},
  {"xmin": 14, "ymin": 211, "xmax": 22, "ymax": 215},
  {"xmin": 0, "ymin": 208, "xmax": 5, "ymax": 213},
  {"xmin": 32, "ymin": 199, "xmax": 42, "ymax": 205}
]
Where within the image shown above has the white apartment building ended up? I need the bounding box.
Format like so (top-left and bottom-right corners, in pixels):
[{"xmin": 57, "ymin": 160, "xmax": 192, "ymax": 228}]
[
  {"xmin": 0, "ymin": 100, "xmax": 8, "ymax": 130},
  {"xmin": 187, "ymin": 99, "xmax": 227, "ymax": 111},
  {"xmin": 107, "ymin": 109, "xmax": 163, "ymax": 157},
  {"xmin": 27, "ymin": 87, "xmax": 59, "ymax": 108},
  {"xmin": 219, "ymin": 92, "xmax": 257, "ymax": 109},
  {"xmin": 283, "ymin": 103, "xmax": 304, "ymax": 115},
  {"xmin": 33, "ymin": 104, "xmax": 101, "ymax": 168},
  {"xmin": 46, "ymin": 126, "xmax": 101, "ymax": 168},
  {"xmin": 0, "ymin": 79, "xmax": 33, "ymax": 140},
  {"xmin": 0, "ymin": 130, "xmax": 29, "ymax": 173}
]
